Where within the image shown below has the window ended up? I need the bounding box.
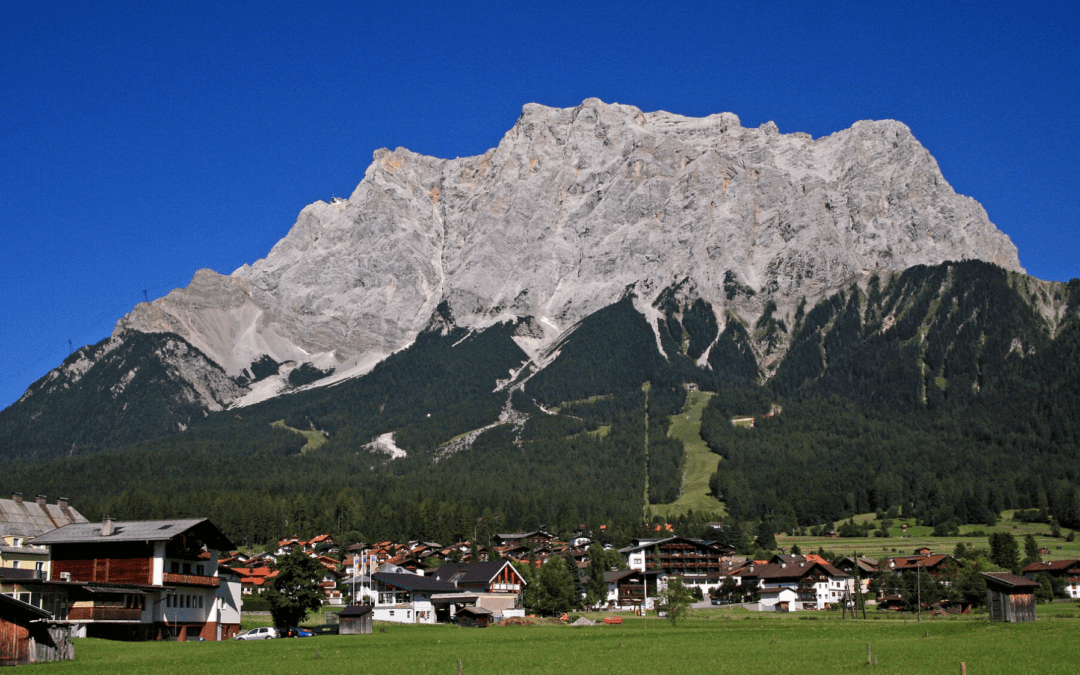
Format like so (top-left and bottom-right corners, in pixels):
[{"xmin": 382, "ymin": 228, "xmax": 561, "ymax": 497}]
[
  {"xmin": 171, "ymin": 562, "xmax": 180, "ymax": 574},
  {"xmin": 196, "ymin": 564, "xmax": 205, "ymax": 576},
  {"xmin": 183, "ymin": 563, "xmax": 191, "ymax": 575},
  {"xmin": 11, "ymin": 561, "xmax": 19, "ymax": 569},
  {"xmin": 198, "ymin": 596, "xmax": 204, "ymax": 608}
]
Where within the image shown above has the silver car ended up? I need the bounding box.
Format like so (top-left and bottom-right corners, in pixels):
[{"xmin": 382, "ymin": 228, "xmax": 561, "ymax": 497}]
[{"xmin": 234, "ymin": 627, "xmax": 279, "ymax": 640}]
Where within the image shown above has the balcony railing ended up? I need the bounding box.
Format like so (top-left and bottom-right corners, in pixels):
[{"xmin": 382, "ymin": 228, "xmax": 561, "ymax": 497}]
[
  {"xmin": 67, "ymin": 607, "xmax": 142, "ymax": 621},
  {"xmin": 163, "ymin": 572, "xmax": 220, "ymax": 588}
]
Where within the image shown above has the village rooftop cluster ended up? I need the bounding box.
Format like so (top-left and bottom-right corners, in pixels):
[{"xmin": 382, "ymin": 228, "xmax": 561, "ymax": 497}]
[{"xmin": 4, "ymin": 491, "xmax": 1079, "ymax": 664}]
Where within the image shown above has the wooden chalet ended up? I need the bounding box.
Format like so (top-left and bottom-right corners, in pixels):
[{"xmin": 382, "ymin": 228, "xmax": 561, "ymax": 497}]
[
  {"xmin": 603, "ymin": 569, "xmax": 663, "ymax": 609},
  {"xmin": 883, "ymin": 553, "xmax": 953, "ymax": 578},
  {"xmin": 619, "ymin": 537, "xmax": 736, "ymax": 591},
  {"xmin": 981, "ymin": 572, "xmax": 1039, "ymax": 623},
  {"xmin": 0, "ymin": 593, "xmax": 73, "ymax": 666},
  {"xmin": 492, "ymin": 531, "xmax": 559, "ymax": 548},
  {"xmin": 30, "ymin": 518, "xmax": 241, "ymax": 641},
  {"xmin": 456, "ymin": 605, "xmax": 492, "ymax": 628},
  {"xmin": 431, "ymin": 561, "xmax": 527, "ymax": 617},
  {"xmin": 736, "ymin": 558, "xmax": 849, "ymax": 611},
  {"xmin": 338, "ymin": 603, "xmax": 373, "ymax": 634}
]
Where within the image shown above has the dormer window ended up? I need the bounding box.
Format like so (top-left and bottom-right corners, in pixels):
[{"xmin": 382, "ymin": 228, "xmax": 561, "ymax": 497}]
[{"xmin": 11, "ymin": 537, "xmax": 21, "ymax": 547}]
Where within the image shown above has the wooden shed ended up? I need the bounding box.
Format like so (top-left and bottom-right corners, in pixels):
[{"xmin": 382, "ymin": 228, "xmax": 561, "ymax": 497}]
[
  {"xmin": 338, "ymin": 603, "xmax": 373, "ymax": 635},
  {"xmin": 456, "ymin": 606, "xmax": 492, "ymax": 628},
  {"xmin": 980, "ymin": 572, "xmax": 1039, "ymax": 623},
  {"xmin": 0, "ymin": 593, "xmax": 74, "ymax": 666}
]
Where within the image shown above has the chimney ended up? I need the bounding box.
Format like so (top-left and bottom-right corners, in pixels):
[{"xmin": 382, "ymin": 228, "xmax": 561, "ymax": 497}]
[
  {"xmin": 36, "ymin": 495, "xmax": 47, "ymax": 505},
  {"xmin": 12, "ymin": 492, "xmax": 22, "ymax": 504},
  {"xmin": 57, "ymin": 497, "xmax": 68, "ymax": 509},
  {"xmin": 101, "ymin": 517, "xmax": 114, "ymax": 536}
]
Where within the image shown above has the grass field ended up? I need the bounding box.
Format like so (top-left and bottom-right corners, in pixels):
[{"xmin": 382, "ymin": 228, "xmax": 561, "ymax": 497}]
[
  {"xmin": 31, "ymin": 609, "xmax": 1080, "ymax": 675},
  {"xmin": 784, "ymin": 511, "xmax": 1080, "ymax": 562},
  {"xmin": 650, "ymin": 390, "xmax": 726, "ymax": 520}
]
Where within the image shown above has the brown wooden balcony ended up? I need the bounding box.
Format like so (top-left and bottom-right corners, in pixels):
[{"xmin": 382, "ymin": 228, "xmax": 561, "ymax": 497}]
[
  {"xmin": 163, "ymin": 572, "xmax": 220, "ymax": 588},
  {"xmin": 67, "ymin": 607, "xmax": 142, "ymax": 621}
]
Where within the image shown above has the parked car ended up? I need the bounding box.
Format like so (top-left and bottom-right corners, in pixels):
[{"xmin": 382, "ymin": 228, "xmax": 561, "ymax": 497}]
[
  {"xmin": 234, "ymin": 627, "xmax": 279, "ymax": 640},
  {"xmin": 280, "ymin": 626, "xmax": 313, "ymax": 638}
]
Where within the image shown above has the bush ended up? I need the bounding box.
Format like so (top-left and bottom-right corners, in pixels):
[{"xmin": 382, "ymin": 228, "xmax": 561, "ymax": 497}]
[{"xmin": 241, "ymin": 594, "xmax": 272, "ymax": 612}]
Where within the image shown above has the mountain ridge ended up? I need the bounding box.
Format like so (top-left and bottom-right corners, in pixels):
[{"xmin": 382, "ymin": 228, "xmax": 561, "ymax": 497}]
[{"xmin": 111, "ymin": 99, "xmax": 1022, "ymax": 407}]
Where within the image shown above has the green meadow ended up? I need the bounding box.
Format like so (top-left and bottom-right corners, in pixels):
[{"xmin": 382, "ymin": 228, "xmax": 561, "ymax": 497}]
[
  {"xmin": 30, "ymin": 609, "xmax": 1080, "ymax": 675},
  {"xmin": 650, "ymin": 390, "xmax": 726, "ymax": 520}
]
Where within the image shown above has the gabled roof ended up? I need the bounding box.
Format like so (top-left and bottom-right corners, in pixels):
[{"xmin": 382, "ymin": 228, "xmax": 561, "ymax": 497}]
[
  {"xmin": 618, "ymin": 536, "xmax": 735, "ymax": 555},
  {"xmin": 981, "ymin": 572, "xmax": 1040, "ymax": 589},
  {"xmin": 32, "ymin": 518, "xmax": 233, "ymax": 550},
  {"xmin": 887, "ymin": 554, "xmax": 950, "ymax": 571},
  {"xmin": 340, "ymin": 603, "xmax": 373, "ymax": 617},
  {"xmin": 1022, "ymin": 559, "xmax": 1080, "ymax": 574},
  {"xmin": 372, "ymin": 572, "xmax": 458, "ymax": 593},
  {"xmin": 740, "ymin": 560, "xmax": 849, "ymax": 581},
  {"xmin": 432, "ymin": 561, "xmax": 526, "ymax": 587},
  {"xmin": 0, "ymin": 496, "xmax": 88, "ymax": 539}
]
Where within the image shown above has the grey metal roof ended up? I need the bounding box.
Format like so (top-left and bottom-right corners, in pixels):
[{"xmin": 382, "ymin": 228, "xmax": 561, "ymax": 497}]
[
  {"xmin": 0, "ymin": 497, "xmax": 88, "ymax": 539},
  {"xmin": 31, "ymin": 518, "xmax": 233, "ymax": 549}
]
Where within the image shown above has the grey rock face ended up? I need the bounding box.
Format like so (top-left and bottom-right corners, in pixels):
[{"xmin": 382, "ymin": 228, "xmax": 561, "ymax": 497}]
[{"xmin": 115, "ymin": 99, "xmax": 1023, "ymax": 401}]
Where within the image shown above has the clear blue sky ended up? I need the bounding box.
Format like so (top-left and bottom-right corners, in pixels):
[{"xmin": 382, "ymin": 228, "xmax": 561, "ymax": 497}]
[{"xmin": 2, "ymin": 0, "xmax": 1077, "ymax": 410}]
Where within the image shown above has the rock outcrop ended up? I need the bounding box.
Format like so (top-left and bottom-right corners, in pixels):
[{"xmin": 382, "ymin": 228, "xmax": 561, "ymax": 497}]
[{"xmin": 114, "ymin": 99, "xmax": 1023, "ymax": 404}]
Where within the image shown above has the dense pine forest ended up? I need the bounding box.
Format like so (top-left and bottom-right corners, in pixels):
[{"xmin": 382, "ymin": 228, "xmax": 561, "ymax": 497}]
[{"xmin": 2, "ymin": 261, "xmax": 1078, "ymax": 546}]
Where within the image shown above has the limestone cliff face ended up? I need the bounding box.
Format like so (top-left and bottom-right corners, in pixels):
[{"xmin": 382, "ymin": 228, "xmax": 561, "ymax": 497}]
[{"xmin": 115, "ymin": 99, "xmax": 1023, "ymax": 402}]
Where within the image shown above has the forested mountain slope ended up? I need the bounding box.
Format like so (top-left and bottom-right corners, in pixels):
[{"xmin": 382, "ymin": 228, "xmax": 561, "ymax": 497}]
[{"xmin": 2, "ymin": 262, "xmax": 1077, "ymax": 545}]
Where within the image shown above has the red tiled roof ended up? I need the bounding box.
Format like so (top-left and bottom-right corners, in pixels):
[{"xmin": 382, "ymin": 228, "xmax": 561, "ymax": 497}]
[
  {"xmin": 888, "ymin": 554, "xmax": 950, "ymax": 570},
  {"xmin": 1022, "ymin": 559, "xmax": 1080, "ymax": 574}
]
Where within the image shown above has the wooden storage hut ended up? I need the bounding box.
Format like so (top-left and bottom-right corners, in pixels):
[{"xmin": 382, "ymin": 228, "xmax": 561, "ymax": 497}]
[
  {"xmin": 456, "ymin": 606, "xmax": 492, "ymax": 628},
  {"xmin": 338, "ymin": 603, "xmax": 373, "ymax": 635},
  {"xmin": 0, "ymin": 593, "xmax": 74, "ymax": 666},
  {"xmin": 980, "ymin": 572, "xmax": 1039, "ymax": 623}
]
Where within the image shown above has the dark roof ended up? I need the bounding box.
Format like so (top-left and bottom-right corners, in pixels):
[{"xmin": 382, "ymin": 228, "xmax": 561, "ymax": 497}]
[
  {"xmin": 0, "ymin": 497, "xmax": 89, "ymax": 539},
  {"xmin": 887, "ymin": 554, "xmax": 951, "ymax": 570},
  {"xmin": 339, "ymin": 604, "xmax": 374, "ymax": 617},
  {"xmin": 980, "ymin": 572, "xmax": 1040, "ymax": 589},
  {"xmin": 372, "ymin": 572, "xmax": 458, "ymax": 593},
  {"xmin": 432, "ymin": 561, "xmax": 525, "ymax": 586},
  {"xmin": 741, "ymin": 561, "xmax": 849, "ymax": 581},
  {"xmin": 31, "ymin": 518, "xmax": 233, "ymax": 550},
  {"xmin": 603, "ymin": 569, "xmax": 663, "ymax": 583},
  {"xmin": 457, "ymin": 606, "xmax": 492, "ymax": 617},
  {"xmin": 619, "ymin": 536, "xmax": 735, "ymax": 555},
  {"xmin": 1022, "ymin": 559, "xmax": 1080, "ymax": 574},
  {"xmin": 0, "ymin": 591, "xmax": 52, "ymax": 622}
]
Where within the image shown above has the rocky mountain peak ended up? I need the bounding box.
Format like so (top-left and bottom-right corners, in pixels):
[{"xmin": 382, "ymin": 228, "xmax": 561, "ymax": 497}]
[{"xmin": 113, "ymin": 99, "xmax": 1023, "ymax": 406}]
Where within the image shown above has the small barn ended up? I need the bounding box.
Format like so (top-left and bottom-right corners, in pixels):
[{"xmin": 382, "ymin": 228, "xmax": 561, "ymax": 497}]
[
  {"xmin": 338, "ymin": 603, "xmax": 373, "ymax": 635},
  {"xmin": 0, "ymin": 593, "xmax": 74, "ymax": 666},
  {"xmin": 456, "ymin": 606, "xmax": 492, "ymax": 628},
  {"xmin": 981, "ymin": 572, "xmax": 1039, "ymax": 623}
]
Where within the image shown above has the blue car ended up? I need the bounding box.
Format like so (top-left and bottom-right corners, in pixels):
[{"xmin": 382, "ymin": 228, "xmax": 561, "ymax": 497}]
[{"xmin": 280, "ymin": 626, "xmax": 313, "ymax": 638}]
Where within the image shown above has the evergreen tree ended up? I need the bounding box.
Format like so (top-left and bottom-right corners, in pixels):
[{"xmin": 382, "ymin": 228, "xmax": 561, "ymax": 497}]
[
  {"xmin": 1023, "ymin": 533, "xmax": 1039, "ymax": 564},
  {"xmin": 756, "ymin": 519, "xmax": 778, "ymax": 550},
  {"xmin": 585, "ymin": 544, "xmax": 609, "ymax": 608},
  {"xmin": 989, "ymin": 532, "xmax": 1020, "ymax": 572},
  {"xmin": 535, "ymin": 555, "xmax": 578, "ymax": 615}
]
